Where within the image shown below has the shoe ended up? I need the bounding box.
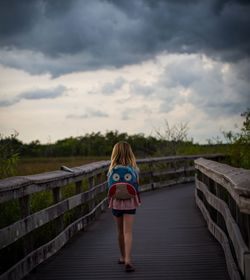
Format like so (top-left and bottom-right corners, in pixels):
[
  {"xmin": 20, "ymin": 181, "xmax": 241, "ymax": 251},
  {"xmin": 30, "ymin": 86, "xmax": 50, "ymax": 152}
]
[
  {"xmin": 118, "ymin": 259, "xmax": 125, "ymax": 264},
  {"xmin": 125, "ymin": 263, "xmax": 135, "ymax": 272}
]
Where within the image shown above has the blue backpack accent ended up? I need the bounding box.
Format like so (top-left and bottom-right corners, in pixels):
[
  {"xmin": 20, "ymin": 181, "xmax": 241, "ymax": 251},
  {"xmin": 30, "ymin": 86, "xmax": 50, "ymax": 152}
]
[{"xmin": 107, "ymin": 165, "xmax": 140, "ymax": 200}]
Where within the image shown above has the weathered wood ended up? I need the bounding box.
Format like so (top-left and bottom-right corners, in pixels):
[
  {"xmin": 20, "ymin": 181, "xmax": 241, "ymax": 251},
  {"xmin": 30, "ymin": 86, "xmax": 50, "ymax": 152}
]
[
  {"xmin": 137, "ymin": 153, "xmax": 224, "ymax": 164},
  {"xmin": 245, "ymin": 215, "xmax": 250, "ymax": 249},
  {"xmin": 18, "ymin": 195, "xmax": 32, "ymax": 256},
  {"xmin": 139, "ymin": 170, "xmax": 152, "ymax": 178},
  {"xmin": 52, "ymin": 187, "xmax": 64, "ymax": 235},
  {"xmin": 0, "ymin": 155, "xmax": 222, "ymax": 204},
  {"xmin": 0, "ymin": 183, "xmax": 107, "ymax": 250},
  {"xmin": 19, "ymin": 195, "xmax": 30, "ymax": 218},
  {"xmin": 0, "ymin": 154, "xmax": 224, "ymax": 280},
  {"xmin": 1, "ymin": 171, "xmax": 194, "ymax": 252},
  {"xmin": 195, "ymin": 189, "xmax": 241, "ymax": 280},
  {"xmin": 149, "ymin": 162, "xmax": 155, "ymax": 190},
  {"xmin": 245, "ymin": 253, "xmax": 250, "ymax": 280},
  {"xmin": 75, "ymin": 181, "xmax": 82, "ymax": 194},
  {"xmin": 88, "ymin": 175, "xmax": 95, "ymax": 189},
  {"xmin": 52, "ymin": 187, "xmax": 61, "ymax": 203},
  {"xmin": 96, "ymin": 173, "xmax": 103, "ymax": 185},
  {"xmin": 195, "ymin": 158, "xmax": 250, "ymax": 214},
  {"xmin": 196, "ymin": 178, "xmax": 249, "ymax": 275},
  {"xmin": 0, "ymin": 198, "xmax": 108, "ymax": 280},
  {"xmin": 195, "ymin": 158, "xmax": 250, "ymax": 280},
  {"xmin": 154, "ymin": 176, "xmax": 195, "ymax": 189},
  {"xmin": 139, "ymin": 183, "xmax": 152, "ymax": 192},
  {"xmin": 87, "ymin": 175, "xmax": 96, "ymax": 211},
  {"xmin": 153, "ymin": 166, "xmax": 195, "ymax": 177},
  {"xmin": 0, "ymin": 161, "xmax": 110, "ymax": 203},
  {"xmin": 25, "ymin": 183, "xmax": 230, "ymax": 280}
]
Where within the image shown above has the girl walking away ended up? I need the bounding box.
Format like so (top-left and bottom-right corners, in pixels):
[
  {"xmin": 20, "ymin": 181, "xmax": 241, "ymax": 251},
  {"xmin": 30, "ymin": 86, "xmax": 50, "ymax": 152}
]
[{"xmin": 107, "ymin": 141, "xmax": 141, "ymax": 272}]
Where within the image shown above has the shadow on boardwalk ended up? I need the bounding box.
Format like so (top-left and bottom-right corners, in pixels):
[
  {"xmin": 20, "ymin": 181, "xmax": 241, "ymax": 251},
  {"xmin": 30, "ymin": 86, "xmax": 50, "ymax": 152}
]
[{"xmin": 25, "ymin": 183, "xmax": 230, "ymax": 280}]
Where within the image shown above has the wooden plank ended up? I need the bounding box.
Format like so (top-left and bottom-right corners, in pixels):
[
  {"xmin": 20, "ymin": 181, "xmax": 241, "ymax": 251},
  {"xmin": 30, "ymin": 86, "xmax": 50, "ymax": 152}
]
[
  {"xmin": 196, "ymin": 178, "xmax": 249, "ymax": 275},
  {"xmin": 0, "ymin": 155, "xmax": 226, "ymax": 280},
  {"xmin": 195, "ymin": 189, "xmax": 241, "ymax": 280},
  {"xmin": 25, "ymin": 183, "xmax": 230, "ymax": 280},
  {"xmin": 195, "ymin": 158, "xmax": 250, "ymax": 197},
  {"xmin": 154, "ymin": 176, "xmax": 195, "ymax": 189},
  {"xmin": 0, "ymin": 183, "xmax": 107, "ymax": 249},
  {"xmin": 195, "ymin": 158, "xmax": 250, "ymax": 214},
  {"xmin": 0, "ymin": 198, "xmax": 108, "ymax": 280},
  {"xmin": 139, "ymin": 183, "xmax": 152, "ymax": 192},
  {"xmin": 137, "ymin": 154, "xmax": 224, "ymax": 164},
  {"xmin": 0, "ymin": 161, "xmax": 110, "ymax": 203},
  {"xmin": 244, "ymin": 253, "xmax": 250, "ymax": 280},
  {"xmin": 153, "ymin": 167, "xmax": 195, "ymax": 177},
  {"xmin": 0, "ymin": 155, "xmax": 222, "ymax": 203}
]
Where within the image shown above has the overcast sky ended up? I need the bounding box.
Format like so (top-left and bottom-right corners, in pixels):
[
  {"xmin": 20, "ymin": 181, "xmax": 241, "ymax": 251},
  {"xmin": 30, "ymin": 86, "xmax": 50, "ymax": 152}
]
[{"xmin": 0, "ymin": 0, "xmax": 249, "ymax": 144}]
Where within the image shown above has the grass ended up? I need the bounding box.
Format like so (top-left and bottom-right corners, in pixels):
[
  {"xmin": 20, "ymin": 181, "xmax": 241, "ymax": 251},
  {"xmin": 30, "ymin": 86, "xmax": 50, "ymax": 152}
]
[{"xmin": 16, "ymin": 156, "xmax": 109, "ymax": 176}]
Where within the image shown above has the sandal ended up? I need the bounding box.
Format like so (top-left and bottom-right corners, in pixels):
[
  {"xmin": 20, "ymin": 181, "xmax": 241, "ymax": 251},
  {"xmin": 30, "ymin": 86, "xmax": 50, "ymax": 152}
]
[
  {"xmin": 125, "ymin": 263, "xmax": 135, "ymax": 272},
  {"xmin": 118, "ymin": 259, "xmax": 125, "ymax": 264}
]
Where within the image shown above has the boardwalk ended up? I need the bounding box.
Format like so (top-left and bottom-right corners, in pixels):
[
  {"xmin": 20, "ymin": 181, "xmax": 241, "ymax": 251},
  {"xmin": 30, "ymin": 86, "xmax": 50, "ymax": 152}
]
[{"xmin": 25, "ymin": 183, "xmax": 230, "ymax": 280}]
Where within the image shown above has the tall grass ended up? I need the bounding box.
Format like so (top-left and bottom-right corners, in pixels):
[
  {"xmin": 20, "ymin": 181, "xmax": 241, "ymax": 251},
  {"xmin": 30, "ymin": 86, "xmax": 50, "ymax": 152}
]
[{"xmin": 16, "ymin": 156, "xmax": 109, "ymax": 176}]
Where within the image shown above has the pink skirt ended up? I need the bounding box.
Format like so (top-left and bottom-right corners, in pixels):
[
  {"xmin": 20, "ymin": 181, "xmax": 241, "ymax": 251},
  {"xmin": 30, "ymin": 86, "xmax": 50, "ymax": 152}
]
[{"xmin": 108, "ymin": 195, "xmax": 141, "ymax": 210}]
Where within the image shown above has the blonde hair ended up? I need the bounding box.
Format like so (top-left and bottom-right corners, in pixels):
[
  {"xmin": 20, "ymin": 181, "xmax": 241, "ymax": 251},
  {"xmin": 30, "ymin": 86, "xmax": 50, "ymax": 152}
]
[{"xmin": 108, "ymin": 141, "xmax": 138, "ymax": 173}]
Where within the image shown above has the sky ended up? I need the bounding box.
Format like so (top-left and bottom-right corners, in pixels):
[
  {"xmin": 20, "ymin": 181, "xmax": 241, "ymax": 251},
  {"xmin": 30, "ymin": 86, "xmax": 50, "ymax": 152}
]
[{"xmin": 0, "ymin": 0, "xmax": 250, "ymax": 144}]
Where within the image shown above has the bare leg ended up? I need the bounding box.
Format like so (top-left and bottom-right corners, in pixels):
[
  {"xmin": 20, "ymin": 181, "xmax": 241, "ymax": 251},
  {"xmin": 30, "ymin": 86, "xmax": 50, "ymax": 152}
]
[
  {"xmin": 123, "ymin": 214, "xmax": 135, "ymax": 264},
  {"xmin": 114, "ymin": 216, "xmax": 125, "ymax": 261}
]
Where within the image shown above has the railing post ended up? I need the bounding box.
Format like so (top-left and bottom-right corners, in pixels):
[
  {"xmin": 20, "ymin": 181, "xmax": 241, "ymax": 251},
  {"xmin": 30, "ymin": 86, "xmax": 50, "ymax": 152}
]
[
  {"xmin": 53, "ymin": 187, "xmax": 62, "ymax": 202},
  {"xmin": 172, "ymin": 160, "xmax": 177, "ymax": 183},
  {"xmin": 88, "ymin": 175, "xmax": 96, "ymax": 215},
  {"xmin": 195, "ymin": 158, "xmax": 250, "ymax": 280},
  {"xmin": 19, "ymin": 195, "xmax": 33, "ymax": 255},
  {"xmin": 244, "ymin": 253, "xmax": 250, "ymax": 280},
  {"xmin": 74, "ymin": 181, "xmax": 83, "ymax": 219},
  {"xmin": 184, "ymin": 159, "xmax": 188, "ymax": 179},
  {"xmin": 214, "ymin": 182, "xmax": 219, "ymax": 226},
  {"xmin": 149, "ymin": 162, "xmax": 155, "ymax": 190},
  {"xmin": 19, "ymin": 195, "xmax": 30, "ymax": 218},
  {"xmin": 75, "ymin": 181, "xmax": 82, "ymax": 194},
  {"xmin": 243, "ymin": 214, "xmax": 250, "ymax": 250},
  {"xmin": 96, "ymin": 172, "xmax": 103, "ymax": 185},
  {"xmin": 52, "ymin": 187, "xmax": 64, "ymax": 233},
  {"xmin": 88, "ymin": 175, "xmax": 95, "ymax": 189},
  {"xmin": 0, "ymin": 160, "xmax": 112, "ymax": 280}
]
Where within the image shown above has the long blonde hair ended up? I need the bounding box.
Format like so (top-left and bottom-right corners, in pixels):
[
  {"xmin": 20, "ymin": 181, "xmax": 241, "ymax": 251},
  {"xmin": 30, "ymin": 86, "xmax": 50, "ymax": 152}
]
[{"xmin": 108, "ymin": 141, "xmax": 138, "ymax": 173}]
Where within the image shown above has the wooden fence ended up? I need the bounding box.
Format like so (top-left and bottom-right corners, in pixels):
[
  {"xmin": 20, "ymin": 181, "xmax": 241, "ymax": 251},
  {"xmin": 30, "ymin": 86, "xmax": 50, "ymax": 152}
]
[
  {"xmin": 195, "ymin": 158, "xmax": 250, "ymax": 280},
  {"xmin": 0, "ymin": 154, "xmax": 223, "ymax": 280}
]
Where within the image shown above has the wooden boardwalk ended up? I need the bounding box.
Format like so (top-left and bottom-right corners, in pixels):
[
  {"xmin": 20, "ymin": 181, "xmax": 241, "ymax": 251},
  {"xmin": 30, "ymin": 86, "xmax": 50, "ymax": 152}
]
[{"xmin": 25, "ymin": 183, "xmax": 230, "ymax": 280}]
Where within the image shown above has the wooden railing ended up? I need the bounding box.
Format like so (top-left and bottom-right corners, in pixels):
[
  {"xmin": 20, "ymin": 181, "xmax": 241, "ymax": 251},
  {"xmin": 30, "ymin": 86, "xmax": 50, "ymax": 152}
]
[
  {"xmin": 195, "ymin": 158, "xmax": 250, "ymax": 280},
  {"xmin": 0, "ymin": 154, "xmax": 223, "ymax": 280}
]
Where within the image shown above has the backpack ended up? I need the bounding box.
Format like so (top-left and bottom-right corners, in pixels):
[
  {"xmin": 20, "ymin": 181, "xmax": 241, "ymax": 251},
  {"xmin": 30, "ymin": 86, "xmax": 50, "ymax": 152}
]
[{"xmin": 107, "ymin": 165, "xmax": 140, "ymax": 200}]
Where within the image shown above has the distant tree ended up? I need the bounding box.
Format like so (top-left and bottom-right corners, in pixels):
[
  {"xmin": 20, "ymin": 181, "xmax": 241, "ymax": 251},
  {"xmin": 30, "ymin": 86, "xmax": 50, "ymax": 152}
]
[
  {"xmin": 222, "ymin": 108, "xmax": 250, "ymax": 168},
  {"xmin": 0, "ymin": 132, "xmax": 21, "ymax": 178},
  {"xmin": 240, "ymin": 108, "xmax": 250, "ymax": 143},
  {"xmin": 154, "ymin": 120, "xmax": 190, "ymax": 155}
]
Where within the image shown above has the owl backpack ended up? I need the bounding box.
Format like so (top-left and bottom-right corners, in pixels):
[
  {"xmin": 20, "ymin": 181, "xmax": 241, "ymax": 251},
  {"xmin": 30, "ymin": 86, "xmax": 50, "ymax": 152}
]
[{"xmin": 107, "ymin": 165, "xmax": 140, "ymax": 200}]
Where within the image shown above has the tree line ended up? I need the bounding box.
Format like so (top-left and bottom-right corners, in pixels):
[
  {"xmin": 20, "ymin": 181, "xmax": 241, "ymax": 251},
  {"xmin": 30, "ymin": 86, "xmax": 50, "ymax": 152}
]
[
  {"xmin": 0, "ymin": 130, "xmax": 170, "ymax": 158},
  {"xmin": 0, "ymin": 108, "xmax": 249, "ymax": 178}
]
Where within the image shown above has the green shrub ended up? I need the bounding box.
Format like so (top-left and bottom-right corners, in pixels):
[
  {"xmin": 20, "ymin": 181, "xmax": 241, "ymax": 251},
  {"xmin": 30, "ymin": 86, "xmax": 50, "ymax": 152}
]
[{"xmin": 0, "ymin": 132, "xmax": 20, "ymax": 179}]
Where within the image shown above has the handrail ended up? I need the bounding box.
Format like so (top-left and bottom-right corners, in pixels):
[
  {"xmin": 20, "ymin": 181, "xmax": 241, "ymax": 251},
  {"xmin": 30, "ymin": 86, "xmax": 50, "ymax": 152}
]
[
  {"xmin": 0, "ymin": 154, "xmax": 223, "ymax": 280},
  {"xmin": 194, "ymin": 158, "xmax": 250, "ymax": 280}
]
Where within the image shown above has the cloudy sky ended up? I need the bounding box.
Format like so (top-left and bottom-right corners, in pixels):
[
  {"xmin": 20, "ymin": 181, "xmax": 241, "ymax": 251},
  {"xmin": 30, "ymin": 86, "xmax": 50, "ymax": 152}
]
[{"xmin": 0, "ymin": 0, "xmax": 249, "ymax": 144}]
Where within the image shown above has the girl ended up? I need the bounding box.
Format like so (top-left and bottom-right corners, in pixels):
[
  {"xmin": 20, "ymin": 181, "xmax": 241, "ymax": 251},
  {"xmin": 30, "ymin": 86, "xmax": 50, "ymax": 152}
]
[{"xmin": 107, "ymin": 141, "xmax": 141, "ymax": 272}]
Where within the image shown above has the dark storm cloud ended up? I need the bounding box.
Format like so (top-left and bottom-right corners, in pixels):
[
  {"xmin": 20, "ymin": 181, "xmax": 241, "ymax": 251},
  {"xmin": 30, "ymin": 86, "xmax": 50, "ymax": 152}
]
[
  {"xmin": 126, "ymin": 55, "xmax": 250, "ymax": 118},
  {"xmin": 0, "ymin": 85, "xmax": 66, "ymax": 107},
  {"xmin": 0, "ymin": 0, "xmax": 249, "ymax": 75}
]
